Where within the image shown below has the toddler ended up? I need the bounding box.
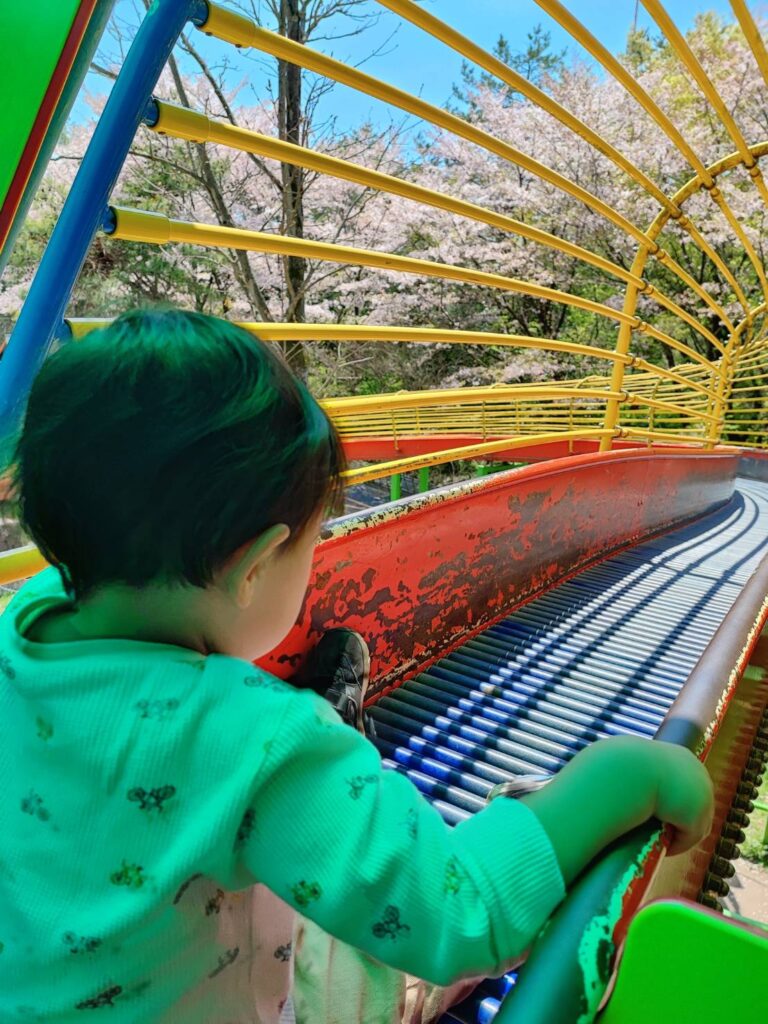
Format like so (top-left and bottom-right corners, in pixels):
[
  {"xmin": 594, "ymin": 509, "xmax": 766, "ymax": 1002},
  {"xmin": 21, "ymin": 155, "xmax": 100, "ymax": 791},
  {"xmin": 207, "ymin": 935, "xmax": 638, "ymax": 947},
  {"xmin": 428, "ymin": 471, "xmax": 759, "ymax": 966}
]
[{"xmin": 0, "ymin": 310, "xmax": 714, "ymax": 1022}]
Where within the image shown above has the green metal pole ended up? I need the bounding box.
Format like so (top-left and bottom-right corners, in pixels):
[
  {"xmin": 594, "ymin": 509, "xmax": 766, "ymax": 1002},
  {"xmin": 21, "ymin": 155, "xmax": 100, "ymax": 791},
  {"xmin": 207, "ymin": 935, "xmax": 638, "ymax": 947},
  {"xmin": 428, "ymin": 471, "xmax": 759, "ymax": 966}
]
[
  {"xmin": 755, "ymin": 800, "xmax": 768, "ymax": 847},
  {"xmin": 418, "ymin": 467, "xmax": 430, "ymax": 492},
  {"xmin": 390, "ymin": 473, "xmax": 402, "ymax": 501}
]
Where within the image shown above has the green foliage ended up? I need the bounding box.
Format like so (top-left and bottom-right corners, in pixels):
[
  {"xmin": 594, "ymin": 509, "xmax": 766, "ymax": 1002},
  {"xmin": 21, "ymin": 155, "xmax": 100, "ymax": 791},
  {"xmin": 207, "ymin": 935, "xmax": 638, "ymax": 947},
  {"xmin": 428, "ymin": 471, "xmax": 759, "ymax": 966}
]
[
  {"xmin": 621, "ymin": 27, "xmax": 665, "ymax": 74},
  {"xmin": 742, "ymin": 767, "xmax": 768, "ymax": 867},
  {"xmin": 5, "ymin": 6, "xmax": 768, "ymax": 411},
  {"xmin": 452, "ymin": 24, "xmax": 566, "ymax": 112}
]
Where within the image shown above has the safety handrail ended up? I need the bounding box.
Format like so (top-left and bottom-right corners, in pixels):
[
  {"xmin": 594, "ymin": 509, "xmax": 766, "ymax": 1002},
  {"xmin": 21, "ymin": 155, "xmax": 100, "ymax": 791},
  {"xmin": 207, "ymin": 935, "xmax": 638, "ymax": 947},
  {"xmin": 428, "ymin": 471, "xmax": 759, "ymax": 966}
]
[
  {"xmin": 495, "ymin": 543, "xmax": 768, "ymax": 1023},
  {"xmin": 4, "ymin": 0, "xmax": 767, "ymax": 483}
]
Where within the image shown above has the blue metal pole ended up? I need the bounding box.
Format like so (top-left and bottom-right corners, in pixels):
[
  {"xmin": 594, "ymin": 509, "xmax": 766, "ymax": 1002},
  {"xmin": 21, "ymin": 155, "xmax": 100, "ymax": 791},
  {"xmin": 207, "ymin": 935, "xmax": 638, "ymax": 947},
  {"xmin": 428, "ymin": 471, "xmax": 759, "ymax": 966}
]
[{"xmin": 0, "ymin": 0, "xmax": 208, "ymax": 471}]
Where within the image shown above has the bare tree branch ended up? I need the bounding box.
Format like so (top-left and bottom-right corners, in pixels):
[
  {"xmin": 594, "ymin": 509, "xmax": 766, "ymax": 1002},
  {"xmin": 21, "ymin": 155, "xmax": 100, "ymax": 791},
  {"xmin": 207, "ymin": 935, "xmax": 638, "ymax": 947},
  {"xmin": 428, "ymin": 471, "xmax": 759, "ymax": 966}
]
[
  {"xmin": 89, "ymin": 62, "xmax": 118, "ymax": 81},
  {"xmin": 176, "ymin": 30, "xmax": 283, "ymax": 192},
  {"xmin": 165, "ymin": 47, "xmax": 276, "ymax": 322}
]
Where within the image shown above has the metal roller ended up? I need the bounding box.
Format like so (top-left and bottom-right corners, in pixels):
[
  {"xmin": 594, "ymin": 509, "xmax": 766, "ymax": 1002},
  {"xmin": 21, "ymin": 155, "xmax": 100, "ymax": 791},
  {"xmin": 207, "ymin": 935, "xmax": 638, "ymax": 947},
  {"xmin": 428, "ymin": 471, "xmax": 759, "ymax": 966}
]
[{"xmin": 371, "ymin": 480, "xmax": 768, "ymax": 832}]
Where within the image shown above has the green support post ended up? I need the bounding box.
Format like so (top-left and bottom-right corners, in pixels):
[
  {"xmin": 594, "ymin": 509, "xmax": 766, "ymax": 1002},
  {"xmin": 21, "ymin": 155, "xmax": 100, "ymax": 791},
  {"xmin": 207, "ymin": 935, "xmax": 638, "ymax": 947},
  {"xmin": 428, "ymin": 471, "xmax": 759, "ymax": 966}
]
[
  {"xmin": 390, "ymin": 473, "xmax": 402, "ymax": 501},
  {"xmin": 418, "ymin": 467, "xmax": 430, "ymax": 492},
  {"xmin": 755, "ymin": 800, "xmax": 768, "ymax": 848}
]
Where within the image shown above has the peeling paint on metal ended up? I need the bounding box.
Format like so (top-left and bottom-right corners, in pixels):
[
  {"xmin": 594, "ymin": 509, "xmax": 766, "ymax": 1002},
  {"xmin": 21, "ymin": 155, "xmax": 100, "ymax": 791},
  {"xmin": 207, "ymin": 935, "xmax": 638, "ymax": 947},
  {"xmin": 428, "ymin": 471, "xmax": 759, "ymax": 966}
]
[
  {"xmin": 576, "ymin": 831, "xmax": 661, "ymax": 1024},
  {"xmin": 700, "ymin": 597, "xmax": 768, "ymax": 756},
  {"xmin": 258, "ymin": 451, "xmax": 738, "ymax": 693}
]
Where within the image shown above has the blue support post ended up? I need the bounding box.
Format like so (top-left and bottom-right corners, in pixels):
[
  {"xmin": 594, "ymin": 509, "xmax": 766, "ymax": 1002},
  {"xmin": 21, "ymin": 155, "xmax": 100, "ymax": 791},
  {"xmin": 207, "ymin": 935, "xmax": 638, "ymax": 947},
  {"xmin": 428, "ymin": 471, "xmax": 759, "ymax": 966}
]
[{"xmin": 0, "ymin": 0, "xmax": 208, "ymax": 471}]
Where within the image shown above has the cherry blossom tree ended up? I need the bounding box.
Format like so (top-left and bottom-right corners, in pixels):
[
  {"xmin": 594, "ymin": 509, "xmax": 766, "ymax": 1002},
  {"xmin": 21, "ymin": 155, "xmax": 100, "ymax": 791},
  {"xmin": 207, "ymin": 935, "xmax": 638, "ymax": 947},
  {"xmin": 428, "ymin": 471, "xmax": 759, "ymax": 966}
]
[{"xmin": 3, "ymin": 7, "xmax": 767, "ymax": 399}]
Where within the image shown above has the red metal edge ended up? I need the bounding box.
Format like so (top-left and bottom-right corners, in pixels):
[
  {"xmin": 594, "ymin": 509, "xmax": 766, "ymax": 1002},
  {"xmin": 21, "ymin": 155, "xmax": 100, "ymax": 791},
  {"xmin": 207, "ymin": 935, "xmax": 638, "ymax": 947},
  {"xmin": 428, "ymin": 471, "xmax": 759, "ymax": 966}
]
[
  {"xmin": 257, "ymin": 448, "xmax": 738, "ymax": 691},
  {"xmin": 365, "ymin": 496, "xmax": 753, "ymax": 709},
  {"xmin": 700, "ymin": 602, "xmax": 768, "ymax": 758},
  {"xmin": 0, "ymin": 440, "xmax": 745, "ymax": 503},
  {"xmin": 612, "ymin": 839, "xmax": 667, "ymax": 951},
  {"xmin": 0, "ymin": 0, "xmax": 100, "ymax": 252},
  {"xmin": 343, "ymin": 435, "xmax": 746, "ymax": 464},
  {"xmin": 611, "ymin": 604, "xmax": 768, "ymax": 949},
  {"xmin": 331, "ymin": 445, "xmax": 737, "ymax": 538}
]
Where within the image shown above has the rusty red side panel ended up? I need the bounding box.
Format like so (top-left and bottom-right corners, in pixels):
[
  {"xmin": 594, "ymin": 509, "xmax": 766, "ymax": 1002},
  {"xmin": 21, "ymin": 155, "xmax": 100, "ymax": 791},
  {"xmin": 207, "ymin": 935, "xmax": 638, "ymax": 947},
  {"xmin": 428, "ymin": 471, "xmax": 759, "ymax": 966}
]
[
  {"xmin": 258, "ymin": 450, "xmax": 738, "ymax": 694},
  {"xmin": 342, "ymin": 435, "xmax": 744, "ymax": 464}
]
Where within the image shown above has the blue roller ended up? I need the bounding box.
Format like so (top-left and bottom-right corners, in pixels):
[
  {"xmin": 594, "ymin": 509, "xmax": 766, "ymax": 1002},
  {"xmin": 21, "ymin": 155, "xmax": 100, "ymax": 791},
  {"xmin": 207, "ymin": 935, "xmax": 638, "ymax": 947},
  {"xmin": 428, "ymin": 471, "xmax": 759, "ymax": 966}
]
[{"xmin": 369, "ymin": 480, "xmax": 768, "ymax": 1024}]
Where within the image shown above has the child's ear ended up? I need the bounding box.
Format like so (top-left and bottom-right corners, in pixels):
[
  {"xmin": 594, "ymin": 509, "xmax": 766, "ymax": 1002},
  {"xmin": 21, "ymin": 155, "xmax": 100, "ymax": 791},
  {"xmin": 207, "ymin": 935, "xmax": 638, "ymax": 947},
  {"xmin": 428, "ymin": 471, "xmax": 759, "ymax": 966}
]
[{"xmin": 222, "ymin": 524, "xmax": 291, "ymax": 608}]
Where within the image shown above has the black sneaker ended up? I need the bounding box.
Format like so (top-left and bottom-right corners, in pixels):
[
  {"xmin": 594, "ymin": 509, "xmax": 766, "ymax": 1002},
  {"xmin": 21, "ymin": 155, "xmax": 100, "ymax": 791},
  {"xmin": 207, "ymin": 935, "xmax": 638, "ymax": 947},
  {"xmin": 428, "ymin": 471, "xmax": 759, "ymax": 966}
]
[{"xmin": 297, "ymin": 629, "xmax": 372, "ymax": 734}]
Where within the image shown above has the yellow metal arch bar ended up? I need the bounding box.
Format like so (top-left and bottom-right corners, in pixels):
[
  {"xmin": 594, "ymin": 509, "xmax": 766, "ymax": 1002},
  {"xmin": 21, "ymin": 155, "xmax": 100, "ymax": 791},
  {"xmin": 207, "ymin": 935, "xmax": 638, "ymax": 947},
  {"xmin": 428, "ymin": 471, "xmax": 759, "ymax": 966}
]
[
  {"xmin": 625, "ymin": 395, "xmax": 717, "ymax": 421},
  {"xmin": 150, "ymin": 100, "xmax": 730, "ymax": 342},
  {"xmin": 331, "ymin": 387, "xmax": 717, "ymax": 423},
  {"xmin": 641, "ymin": 0, "xmax": 768, "ymax": 208},
  {"xmin": 342, "ymin": 429, "xmax": 618, "ymax": 485},
  {"xmin": 732, "ymin": 335, "xmax": 768, "ymax": 354},
  {"xmin": 736, "ymin": 314, "xmax": 768, "ymax": 350},
  {"xmin": 631, "ymin": 357, "xmax": 718, "ymax": 398},
  {"xmin": 602, "ymin": 234, "xmax": 676, "ymax": 448},
  {"xmin": 640, "ymin": 279, "xmax": 725, "ymax": 352},
  {"xmin": 731, "ymin": 0, "xmax": 768, "ymax": 89},
  {"xmin": 66, "ymin": 318, "xmax": 631, "ymax": 365},
  {"xmin": 680, "ymin": 217, "xmax": 749, "ymax": 314},
  {"xmin": 739, "ymin": 341, "xmax": 768, "ymax": 360},
  {"xmin": 707, "ymin": 187, "xmax": 768, "ymax": 309},
  {"xmin": 66, "ymin": 319, "xmax": 724, "ymax": 401},
  {"xmin": 373, "ymin": 0, "xmax": 734, "ymax": 337},
  {"xmin": 0, "ymin": 545, "xmax": 46, "ymax": 586},
  {"xmin": 198, "ymin": 3, "xmax": 655, "ymax": 251},
  {"xmin": 601, "ymin": 144, "xmax": 768, "ymax": 452},
  {"xmin": 730, "ymin": 364, "xmax": 768, "ymax": 378},
  {"xmin": 641, "ymin": 0, "xmax": 768, "ymax": 309},
  {"xmin": 733, "ymin": 363, "xmax": 768, "ymax": 376},
  {"xmin": 672, "ymin": 142, "xmax": 768, "ymax": 202},
  {"xmin": 106, "ymin": 206, "xmax": 641, "ymax": 328},
  {"xmin": 325, "ymin": 386, "xmax": 623, "ymax": 417},
  {"xmin": 535, "ymin": 0, "xmax": 709, "ymax": 180},
  {"xmin": 670, "ymin": 144, "xmax": 768, "ymax": 321},
  {"xmin": 734, "ymin": 369, "xmax": 768, "ymax": 381},
  {"xmin": 735, "ymin": 306, "xmax": 768, "ymax": 357},
  {"xmin": 106, "ymin": 207, "xmax": 725, "ymax": 370},
  {"xmin": 149, "ymin": 100, "xmax": 644, "ymax": 290},
  {"xmin": 534, "ymin": 0, "xmax": 752, "ymax": 315},
  {"xmin": 707, "ymin": 318, "xmax": 752, "ymax": 445},
  {"xmin": 620, "ymin": 428, "xmax": 709, "ymax": 443},
  {"xmin": 375, "ymin": 0, "xmax": 674, "ymax": 215},
  {"xmin": 634, "ymin": 321, "xmax": 720, "ymax": 369},
  {"xmin": 198, "ymin": 2, "xmax": 738, "ymax": 335}
]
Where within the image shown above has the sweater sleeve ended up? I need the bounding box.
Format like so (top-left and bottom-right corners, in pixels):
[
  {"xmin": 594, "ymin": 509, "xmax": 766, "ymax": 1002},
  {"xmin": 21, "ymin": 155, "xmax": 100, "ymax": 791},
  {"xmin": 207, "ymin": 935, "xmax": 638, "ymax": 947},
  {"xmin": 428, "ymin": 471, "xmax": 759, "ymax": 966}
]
[{"xmin": 233, "ymin": 685, "xmax": 566, "ymax": 986}]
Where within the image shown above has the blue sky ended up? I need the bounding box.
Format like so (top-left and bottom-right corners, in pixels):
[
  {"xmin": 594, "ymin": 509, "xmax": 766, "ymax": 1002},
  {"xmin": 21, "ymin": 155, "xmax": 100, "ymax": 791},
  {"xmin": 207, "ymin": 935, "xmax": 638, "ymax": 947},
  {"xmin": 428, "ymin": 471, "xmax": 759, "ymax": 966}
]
[{"xmin": 75, "ymin": 0, "xmax": 755, "ymax": 135}]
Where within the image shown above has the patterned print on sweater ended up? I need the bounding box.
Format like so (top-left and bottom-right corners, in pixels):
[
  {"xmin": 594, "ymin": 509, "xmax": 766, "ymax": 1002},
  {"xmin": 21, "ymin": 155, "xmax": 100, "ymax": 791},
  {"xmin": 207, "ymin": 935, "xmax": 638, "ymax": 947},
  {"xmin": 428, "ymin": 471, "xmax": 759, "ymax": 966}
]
[
  {"xmin": 62, "ymin": 932, "xmax": 102, "ymax": 955},
  {"xmin": 126, "ymin": 785, "xmax": 176, "ymax": 813},
  {"xmin": 372, "ymin": 906, "xmax": 410, "ymax": 941}
]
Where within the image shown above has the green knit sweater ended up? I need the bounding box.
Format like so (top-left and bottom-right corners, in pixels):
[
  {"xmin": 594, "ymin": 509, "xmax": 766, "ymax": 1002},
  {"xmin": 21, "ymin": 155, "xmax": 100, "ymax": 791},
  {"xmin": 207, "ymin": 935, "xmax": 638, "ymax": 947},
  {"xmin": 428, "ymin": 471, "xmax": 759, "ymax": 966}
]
[{"xmin": 0, "ymin": 566, "xmax": 565, "ymax": 1021}]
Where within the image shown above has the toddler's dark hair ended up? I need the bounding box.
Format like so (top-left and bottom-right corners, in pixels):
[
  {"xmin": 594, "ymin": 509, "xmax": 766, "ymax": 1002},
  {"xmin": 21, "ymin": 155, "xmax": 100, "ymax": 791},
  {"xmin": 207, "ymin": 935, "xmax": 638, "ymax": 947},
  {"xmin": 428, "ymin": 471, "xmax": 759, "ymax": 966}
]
[{"xmin": 10, "ymin": 309, "xmax": 345, "ymax": 602}]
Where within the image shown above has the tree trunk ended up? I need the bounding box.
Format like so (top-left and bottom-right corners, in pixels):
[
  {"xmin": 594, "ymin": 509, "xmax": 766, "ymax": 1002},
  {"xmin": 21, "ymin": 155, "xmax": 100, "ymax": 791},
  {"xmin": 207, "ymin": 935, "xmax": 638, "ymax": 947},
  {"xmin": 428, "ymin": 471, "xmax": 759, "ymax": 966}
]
[{"xmin": 278, "ymin": 0, "xmax": 307, "ymax": 376}]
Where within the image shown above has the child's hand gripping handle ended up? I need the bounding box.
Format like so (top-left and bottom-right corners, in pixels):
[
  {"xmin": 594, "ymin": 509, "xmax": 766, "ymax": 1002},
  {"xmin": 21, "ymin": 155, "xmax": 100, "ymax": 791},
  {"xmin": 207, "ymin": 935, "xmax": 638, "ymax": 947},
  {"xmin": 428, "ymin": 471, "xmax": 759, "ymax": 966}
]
[
  {"xmin": 514, "ymin": 735, "xmax": 714, "ymax": 884},
  {"xmin": 489, "ymin": 735, "xmax": 715, "ymax": 1024}
]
